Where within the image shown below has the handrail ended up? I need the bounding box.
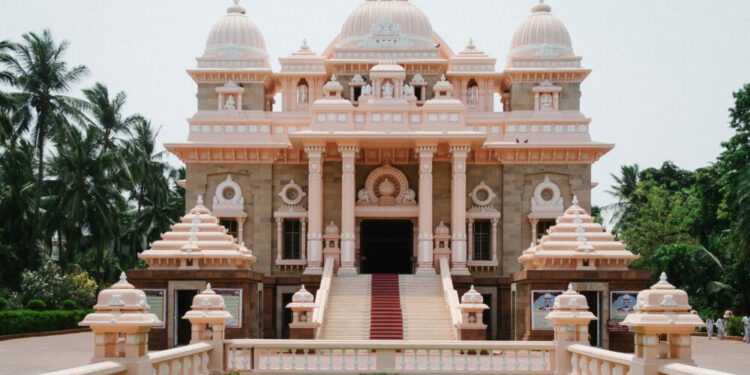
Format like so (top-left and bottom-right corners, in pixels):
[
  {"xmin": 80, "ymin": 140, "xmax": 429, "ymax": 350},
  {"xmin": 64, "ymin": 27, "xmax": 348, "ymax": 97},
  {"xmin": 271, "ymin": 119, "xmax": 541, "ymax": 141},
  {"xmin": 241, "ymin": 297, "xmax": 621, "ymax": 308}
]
[
  {"xmin": 147, "ymin": 342, "xmax": 212, "ymax": 363},
  {"xmin": 567, "ymin": 344, "xmax": 633, "ymax": 366},
  {"xmin": 439, "ymin": 256, "xmax": 462, "ymax": 338},
  {"xmin": 659, "ymin": 363, "xmax": 736, "ymax": 375},
  {"xmin": 311, "ymin": 256, "xmax": 335, "ymax": 339},
  {"xmin": 42, "ymin": 362, "xmax": 127, "ymax": 375},
  {"xmin": 227, "ymin": 338, "xmax": 555, "ymax": 350}
]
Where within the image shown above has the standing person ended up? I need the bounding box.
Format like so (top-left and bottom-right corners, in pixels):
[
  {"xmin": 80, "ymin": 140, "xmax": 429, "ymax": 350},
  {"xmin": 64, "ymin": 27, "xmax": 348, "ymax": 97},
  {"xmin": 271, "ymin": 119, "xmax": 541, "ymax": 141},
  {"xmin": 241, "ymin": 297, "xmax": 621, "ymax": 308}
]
[
  {"xmin": 742, "ymin": 316, "xmax": 750, "ymax": 343},
  {"xmin": 706, "ymin": 316, "xmax": 714, "ymax": 339},
  {"xmin": 717, "ymin": 317, "xmax": 727, "ymax": 340}
]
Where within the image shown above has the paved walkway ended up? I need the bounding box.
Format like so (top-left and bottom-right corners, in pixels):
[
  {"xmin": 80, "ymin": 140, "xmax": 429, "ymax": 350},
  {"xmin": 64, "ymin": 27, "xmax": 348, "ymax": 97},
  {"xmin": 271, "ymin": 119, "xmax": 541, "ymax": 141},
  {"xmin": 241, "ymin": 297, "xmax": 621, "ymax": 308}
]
[
  {"xmin": 1, "ymin": 332, "xmax": 749, "ymax": 374},
  {"xmin": 0, "ymin": 332, "xmax": 93, "ymax": 375},
  {"xmin": 691, "ymin": 336, "xmax": 749, "ymax": 374}
]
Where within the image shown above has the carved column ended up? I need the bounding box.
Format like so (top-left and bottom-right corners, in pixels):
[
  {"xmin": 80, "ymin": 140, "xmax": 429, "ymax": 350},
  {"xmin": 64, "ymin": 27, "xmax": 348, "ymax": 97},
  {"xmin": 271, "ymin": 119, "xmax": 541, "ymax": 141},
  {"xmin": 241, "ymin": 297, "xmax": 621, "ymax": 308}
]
[
  {"xmin": 300, "ymin": 218, "xmax": 307, "ymax": 260},
  {"xmin": 530, "ymin": 218, "xmax": 539, "ymax": 246},
  {"xmin": 339, "ymin": 145, "xmax": 358, "ymax": 274},
  {"xmin": 416, "ymin": 145, "xmax": 436, "ymax": 274},
  {"xmin": 304, "ymin": 145, "xmax": 325, "ymax": 275},
  {"xmin": 450, "ymin": 145, "xmax": 471, "ymax": 275},
  {"xmin": 467, "ymin": 218, "xmax": 474, "ymax": 262},
  {"xmin": 237, "ymin": 217, "xmax": 245, "ymax": 245},
  {"xmin": 276, "ymin": 218, "xmax": 283, "ymax": 262}
]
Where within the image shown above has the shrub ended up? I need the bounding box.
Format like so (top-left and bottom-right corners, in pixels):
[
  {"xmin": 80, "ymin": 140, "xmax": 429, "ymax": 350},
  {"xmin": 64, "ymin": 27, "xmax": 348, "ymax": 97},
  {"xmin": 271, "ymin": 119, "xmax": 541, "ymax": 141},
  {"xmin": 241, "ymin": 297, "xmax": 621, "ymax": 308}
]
[
  {"xmin": 727, "ymin": 316, "xmax": 744, "ymax": 337},
  {"xmin": 0, "ymin": 309, "xmax": 91, "ymax": 335},
  {"xmin": 61, "ymin": 299, "xmax": 77, "ymax": 310},
  {"xmin": 26, "ymin": 299, "xmax": 46, "ymax": 311},
  {"xmin": 17, "ymin": 262, "xmax": 98, "ymax": 309},
  {"xmin": 0, "ymin": 297, "xmax": 7, "ymax": 310}
]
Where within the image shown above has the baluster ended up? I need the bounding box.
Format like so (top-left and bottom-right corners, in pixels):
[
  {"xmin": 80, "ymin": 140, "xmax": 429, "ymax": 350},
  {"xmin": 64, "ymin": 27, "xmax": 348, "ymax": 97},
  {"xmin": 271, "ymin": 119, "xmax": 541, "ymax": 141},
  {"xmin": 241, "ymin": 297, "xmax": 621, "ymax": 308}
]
[
  {"xmin": 304, "ymin": 348, "xmax": 310, "ymax": 370},
  {"xmin": 588, "ymin": 358, "xmax": 599, "ymax": 375},
  {"xmin": 488, "ymin": 350, "xmax": 495, "ymax": 371},
  {"xmin": 613, "ymin": 364, "xmax": 624, "ymax": 375},
  {"xmin": 277, "ymin": 348, "xmax": 283, "ymax": 370},
  {"xmin": 400, "ymin": 349, "xmax": 407, "ymax": 370},
  {"xmin": 463, "ymin": 349, "xmax": 469, "ymax": 370},
  {"xmin": 450, "ymin": 349, "xmax": 456, "ymax": 370},
  {"xmin": 230, "ymin": 347, "xmax": 237, "ymax": 369},
  {"xmin": 185, "ymin": 357, "xmax": 192, "ymax": 375},
  {"xmin": 240, "ymin": 349, "xmax": 248, "ymax": 370},
  {"xmin": 600, "ymin": 360, "xmax": 611, "ymax": 375},
  {"xmin": 526, "ymin": 350, "xmax": 532, "ymax": 371},
  {"xmin": 426, "ymin": 349, "xmax": 432, "ymax": 370},
  {"xmin": 513, "ymin": 350, "xmax": 520, "ymax": 370},
  {"xmin": 541, "ymin": 350, "xmax": 548, "ymax": 371},
  {"xmin": 438, "ymin": 349, "xmax": 444, "ymax": 370},
  {"xmin": 341, "ymin": 349, "xmax": 347, "ymax": 370},
  {"xmin": 354, "ymin": 349, "xmax": 359, "ymax": 370},
  {"xmin": 328, "ymin": 349, "xmax": 334, "ymax": 370},
  {"xmin": 579, "ymin": 356, "xmax": 588, "ymax": 375},
  {"xmin": 316, "ymin": 349, "xmax": 322, "ymax": 370},
  {"xmin": 291, "ymin": 348, "xmax": 297, "ymax": 370},
  {"xmin": 475, "ymin": 349, "xmax": 481, "ymax": 370},
  {"xmin": 412, "ymin": 349, "xmax": 419, "ymax": 370},
  {"xmin": 501, "ymin": 351, "xmax": 507, "ymax": 370},
  {"xmin": 367, "ymin": 349, "xmax": 372, "ymax": 370}
]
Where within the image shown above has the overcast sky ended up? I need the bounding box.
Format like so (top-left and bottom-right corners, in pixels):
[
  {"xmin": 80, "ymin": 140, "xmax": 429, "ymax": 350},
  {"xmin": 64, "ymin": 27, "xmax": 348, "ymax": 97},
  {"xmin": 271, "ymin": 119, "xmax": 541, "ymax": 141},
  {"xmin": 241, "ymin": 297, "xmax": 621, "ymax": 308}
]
[{"xmin": 3, "ymin": 0, "xmax": 750, "ymax": 212}]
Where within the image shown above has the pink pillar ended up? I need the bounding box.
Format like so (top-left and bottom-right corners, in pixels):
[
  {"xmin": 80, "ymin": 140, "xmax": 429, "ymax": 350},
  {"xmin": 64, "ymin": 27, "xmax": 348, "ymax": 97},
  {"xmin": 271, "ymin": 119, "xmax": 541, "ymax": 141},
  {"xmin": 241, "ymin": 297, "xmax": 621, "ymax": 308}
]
[
  {"xmin": 304, "ymin": 145, "xmax": 325, "ymax": 275},
  {"xmin": 339, "ymin": 145, "xmax": 358, "ymax": 274},
  {"xmin": 450, "ymin": 145, "xmax": 471, "ymax": 275},
  {"xmin": 416, "ymin": 145, "xmax": 436, "ymax": 274}
]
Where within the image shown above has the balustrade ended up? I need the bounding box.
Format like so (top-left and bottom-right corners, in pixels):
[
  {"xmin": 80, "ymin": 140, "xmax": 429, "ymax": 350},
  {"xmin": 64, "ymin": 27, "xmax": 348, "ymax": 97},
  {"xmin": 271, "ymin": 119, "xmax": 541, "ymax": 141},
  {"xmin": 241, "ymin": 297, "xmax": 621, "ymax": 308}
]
[
  {"xmin": 224, "ymin": 339, "xmax": 554, "ymax": 373},
  {"xmin": 568, "ymin": 344, "xmax": 632, "ymax": 375},
  {"xmin": 148, "ymin": 343, "xmax": 212, "ymax": 375}
]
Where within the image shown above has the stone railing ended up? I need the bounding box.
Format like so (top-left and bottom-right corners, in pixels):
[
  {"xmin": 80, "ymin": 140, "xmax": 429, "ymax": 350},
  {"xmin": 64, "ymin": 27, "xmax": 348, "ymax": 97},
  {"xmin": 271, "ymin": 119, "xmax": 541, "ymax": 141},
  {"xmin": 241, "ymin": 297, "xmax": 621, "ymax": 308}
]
[
  {"xmin": 439, "ymin": 256, "xmax": 462, "ymax": 337},
  {"xmin": 659, "ymin": 363, "xmax": 735, "ymax": 375},
  {"xmin": 44, "ymin": 362, "xmax": 127, "ymax": 375},
  {"xmin": 224, "ymin": 339, "xmax": 555, "ymax": 373},
  {"xmin": 312, "ymin": 256, "xmax": 335, "ymax": 338},
  {"xmin": 567, "ymin": 344, "xmax": 633, "ymax": 375},
  {"xmin": 148, "ymin": 343, "xmax": 212, "ymax": 375}
]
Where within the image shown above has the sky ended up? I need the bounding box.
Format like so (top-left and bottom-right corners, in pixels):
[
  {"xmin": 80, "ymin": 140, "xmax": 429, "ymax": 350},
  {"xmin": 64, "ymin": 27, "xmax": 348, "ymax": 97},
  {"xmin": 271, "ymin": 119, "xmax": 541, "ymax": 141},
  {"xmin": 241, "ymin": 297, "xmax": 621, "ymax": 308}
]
[{"xmin": 2, "ymin": 0, "xmax": 750, "ymax": 213}]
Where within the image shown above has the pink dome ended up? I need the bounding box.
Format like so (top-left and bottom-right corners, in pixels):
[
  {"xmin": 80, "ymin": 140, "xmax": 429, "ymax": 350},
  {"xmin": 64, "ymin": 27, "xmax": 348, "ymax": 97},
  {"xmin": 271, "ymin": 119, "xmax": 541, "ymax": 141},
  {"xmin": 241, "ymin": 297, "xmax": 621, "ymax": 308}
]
[
  {"xmin": 203, "ymin": 0, "xmax": 268, "ymax": 61},
  {"xmin": 338, "ymin": 0, "xmax": 435, "ymax": 49},
  {"xmin": 510, "ymin": 1, "xmax": 573, "ymax": 58}
]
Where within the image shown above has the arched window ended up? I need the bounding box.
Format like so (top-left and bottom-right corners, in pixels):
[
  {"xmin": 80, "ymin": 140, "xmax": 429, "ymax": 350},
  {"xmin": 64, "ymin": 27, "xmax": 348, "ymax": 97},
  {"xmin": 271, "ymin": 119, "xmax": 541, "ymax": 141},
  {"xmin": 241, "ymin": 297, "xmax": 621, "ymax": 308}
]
[
  {"xmin": 467, "ymin": 79, "xmax": 479, "ymax": 106},
  {"xmin": 296, "ymin": 79, "xmax": 309, "ymax": 104}
]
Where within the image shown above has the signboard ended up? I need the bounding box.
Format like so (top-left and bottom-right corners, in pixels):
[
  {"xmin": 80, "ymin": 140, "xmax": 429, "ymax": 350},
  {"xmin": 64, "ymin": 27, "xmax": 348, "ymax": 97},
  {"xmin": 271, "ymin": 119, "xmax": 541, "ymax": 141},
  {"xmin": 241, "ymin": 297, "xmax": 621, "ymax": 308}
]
[
  {"xmin": 607, "ymin": 319, "xmax": 629, "ymax": 333},
  {"xmin": 215, "ymin": 288, "xmax": 243, "ymax": 328},
  {"xmin": 610, "ymin": 291, "xmax": 638, "ymax": 320},
  {"xmin": 142, "ymin": 289, "xmax": 166, "ymax": 328},
  {"xmin": 531, "ymin": 290, "xmax": 563, "ymax": 330}
]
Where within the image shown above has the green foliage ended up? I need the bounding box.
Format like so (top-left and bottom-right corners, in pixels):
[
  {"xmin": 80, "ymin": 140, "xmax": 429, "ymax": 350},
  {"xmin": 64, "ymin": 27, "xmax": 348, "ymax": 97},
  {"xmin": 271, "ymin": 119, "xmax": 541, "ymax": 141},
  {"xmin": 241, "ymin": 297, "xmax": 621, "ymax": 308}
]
[
  {"xmin": 0, "ymin": 297, "xmax": 7, "ymax": 310},
  {"xmin": 0, "ymin": 309, "xmax": 90, "ymax": 335},
  {"xmin": 15, "ymin": 262, "xmax": 97, "ymax": 309},
  {"xmin": 26, "ymin": 299, "xmax": 46, "ymax": 311},
  {"xmin": 727, "ymin": 316, "xmax": 744, "ymax": 337},
  {"xmin": 61, "ymin": 299, "xmax": 76, "ymax": 310}
]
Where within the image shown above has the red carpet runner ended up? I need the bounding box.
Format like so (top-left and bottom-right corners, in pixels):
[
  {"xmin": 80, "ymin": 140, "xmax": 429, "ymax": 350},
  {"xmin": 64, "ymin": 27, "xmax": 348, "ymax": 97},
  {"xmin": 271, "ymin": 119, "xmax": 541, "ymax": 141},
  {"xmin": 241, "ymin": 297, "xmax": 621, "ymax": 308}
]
[{"xmin": 369, "ymin": 274, "xmax": 403, "ymax": 340}]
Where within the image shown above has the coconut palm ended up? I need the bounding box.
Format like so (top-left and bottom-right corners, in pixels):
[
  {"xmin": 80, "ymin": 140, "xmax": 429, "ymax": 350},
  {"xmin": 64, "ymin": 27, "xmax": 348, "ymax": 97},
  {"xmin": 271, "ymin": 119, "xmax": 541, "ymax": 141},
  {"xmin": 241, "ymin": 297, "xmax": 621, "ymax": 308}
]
[
  {"xmin": 0, "ymin": 30, "xmax": 88, "ymax": 266},
  {"xmin": 604, "ymin": 164, "xmax": 640, "ymax": 227},
  {"xmin": 82, "ymin": 83, "xmax": 139, "ymax": 152}
]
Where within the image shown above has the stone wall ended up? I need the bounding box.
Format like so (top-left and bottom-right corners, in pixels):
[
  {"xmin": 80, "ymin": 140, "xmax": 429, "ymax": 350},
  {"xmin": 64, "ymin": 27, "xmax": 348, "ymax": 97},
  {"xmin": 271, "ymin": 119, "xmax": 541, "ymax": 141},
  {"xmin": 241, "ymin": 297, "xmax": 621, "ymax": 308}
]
[
  {"xmin": 510, "ymin": 82, "xmax": 581, "ymax": 111},
  {"xmin": 196, "ymin": 83, "xmax": 267, "ymax": 111},
  {"xmin": 501, "ymin": 164, "xmax": 591, "ymax": 275}
]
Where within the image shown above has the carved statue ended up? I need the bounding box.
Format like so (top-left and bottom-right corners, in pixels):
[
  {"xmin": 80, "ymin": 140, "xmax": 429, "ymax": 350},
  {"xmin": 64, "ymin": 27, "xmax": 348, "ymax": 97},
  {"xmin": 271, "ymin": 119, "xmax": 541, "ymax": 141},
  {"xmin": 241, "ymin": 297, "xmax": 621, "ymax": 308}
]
[
  {"xmin": 357, "ymin": 188, "xmax": 371, "ymax": 203},
  {"xmin": 541, "ymin": 93, "xmax": 553, "ymax": 109},
  {"xmin": 403, "ymin": 84, "xmax": 415, "ymax": 97},
  {"xmin": 223, "ymin": 95, "xmax": 236, "ymax": 110},
  {"xmin": 382, "ymin": 81, "xmax": 394, "ymax": 98},
  {"xmin": 362, "ymin": 84, "xmax": 372, "ymax": 96},
  {"xmin": 404, "ymin": 188, "xmax": 416, "ymax": 203},
  {"xmin": 297, "ymin": 84, "xmax": 308, "ymax": 104},
  {"xmin": 469, "ymin": 86, "xmax": 479, "ymax": 105}
]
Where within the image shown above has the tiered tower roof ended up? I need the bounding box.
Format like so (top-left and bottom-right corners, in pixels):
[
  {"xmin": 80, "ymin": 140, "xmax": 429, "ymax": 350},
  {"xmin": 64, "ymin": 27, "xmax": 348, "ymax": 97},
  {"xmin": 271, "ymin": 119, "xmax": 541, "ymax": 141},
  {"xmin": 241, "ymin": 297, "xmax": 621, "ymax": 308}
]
[
  {"xmin": 519, "ymin": 197, "xmax": 639, "ymax": 271},
  {"xmin": 139, "ymin": 196, "xmax": 256, "ymax": 270}
]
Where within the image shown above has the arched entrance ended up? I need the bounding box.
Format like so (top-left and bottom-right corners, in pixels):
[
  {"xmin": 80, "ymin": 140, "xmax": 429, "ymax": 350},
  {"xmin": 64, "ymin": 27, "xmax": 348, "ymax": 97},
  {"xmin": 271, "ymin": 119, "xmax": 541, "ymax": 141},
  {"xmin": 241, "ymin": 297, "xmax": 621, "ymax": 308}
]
[{"xmin": 360, "ymin": 220, "xmax": 413, "ymax": 274}]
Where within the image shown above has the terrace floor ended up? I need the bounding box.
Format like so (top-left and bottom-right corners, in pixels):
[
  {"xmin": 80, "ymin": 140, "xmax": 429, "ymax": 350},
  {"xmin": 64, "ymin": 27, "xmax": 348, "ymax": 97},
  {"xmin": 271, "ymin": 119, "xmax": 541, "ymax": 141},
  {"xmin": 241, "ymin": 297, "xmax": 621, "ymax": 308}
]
[{"xmin": 0, "ymin": 332, "xmax": 747, "ymax": 374}]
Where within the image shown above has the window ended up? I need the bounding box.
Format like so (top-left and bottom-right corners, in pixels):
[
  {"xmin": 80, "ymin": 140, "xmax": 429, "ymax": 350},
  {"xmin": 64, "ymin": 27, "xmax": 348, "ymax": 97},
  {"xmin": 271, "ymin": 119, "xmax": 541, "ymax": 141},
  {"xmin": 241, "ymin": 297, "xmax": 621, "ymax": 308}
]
[
  {"xmin": 220, "ymin": 219, "xmax": 238, "ymax": 239},
  {"xmin": 537, "ymin": 219, "xmax": 555, "ymax": 240},
  {"xmin": 473, "ymin": 221, "xmax": 491, "ymax": 261},
  {"xmin": 283, "ymin": 220, "xmax": 301, "ymax": 259}
]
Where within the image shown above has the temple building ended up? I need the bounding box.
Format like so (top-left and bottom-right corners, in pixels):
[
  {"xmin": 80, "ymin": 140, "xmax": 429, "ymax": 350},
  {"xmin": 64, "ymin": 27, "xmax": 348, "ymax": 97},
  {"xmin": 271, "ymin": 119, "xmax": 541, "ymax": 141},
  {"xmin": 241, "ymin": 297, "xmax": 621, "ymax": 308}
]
[{"xmin": 128, "ymin": 0, "xmax": 649, "ymax": 351}]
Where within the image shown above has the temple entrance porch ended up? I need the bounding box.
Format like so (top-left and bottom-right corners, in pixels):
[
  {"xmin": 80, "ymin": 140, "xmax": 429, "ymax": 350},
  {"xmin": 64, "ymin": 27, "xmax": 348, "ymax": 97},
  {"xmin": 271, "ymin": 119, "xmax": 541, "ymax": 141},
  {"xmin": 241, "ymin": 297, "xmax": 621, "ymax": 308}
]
[{"xmin": 359, "ymin": 220, "xmax": 413, "ymax": 274}]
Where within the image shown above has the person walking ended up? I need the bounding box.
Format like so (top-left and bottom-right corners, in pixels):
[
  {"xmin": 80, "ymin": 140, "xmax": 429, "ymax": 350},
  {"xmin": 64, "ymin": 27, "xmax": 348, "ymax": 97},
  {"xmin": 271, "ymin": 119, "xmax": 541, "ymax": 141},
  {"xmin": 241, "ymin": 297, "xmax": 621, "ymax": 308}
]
[
  {"xmin": 706, "ymin": 316, "xmax": 714, "ymax": 339},
  {"xmin": 742, "ymin": 315, "xmax": 750, "ymax": 343},
  {"xmin": 717, "ymin": 317, "xmax": 727, "ymax": 340}
]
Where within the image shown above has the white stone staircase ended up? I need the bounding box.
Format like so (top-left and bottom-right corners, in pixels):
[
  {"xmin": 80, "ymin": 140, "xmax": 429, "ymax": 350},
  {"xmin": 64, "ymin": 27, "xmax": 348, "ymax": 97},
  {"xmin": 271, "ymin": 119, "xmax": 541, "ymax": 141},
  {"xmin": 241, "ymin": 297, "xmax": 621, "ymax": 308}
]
[
  {"xmin": 399, "ymin": 274, "xmax": 456, "ymax": 340},
  {"xmin": 319, "ymin": 274, "xmax": 371, "ymax": 340}
]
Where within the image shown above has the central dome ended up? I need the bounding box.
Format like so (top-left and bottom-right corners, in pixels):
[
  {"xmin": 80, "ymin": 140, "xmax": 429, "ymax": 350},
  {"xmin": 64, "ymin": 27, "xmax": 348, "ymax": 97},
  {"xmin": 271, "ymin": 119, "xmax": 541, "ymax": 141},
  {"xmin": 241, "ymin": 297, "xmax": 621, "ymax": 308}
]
[
  {"xmin": 202, "ymin": 0, "xmax": 268, "ymax": 62},
  {"xmin": 510, "ymin": 1, "xmax": 573, "ymax": 58},
  {"xmin": 338, "ymin": 0, "xmax": 435, "ymax": 49}
]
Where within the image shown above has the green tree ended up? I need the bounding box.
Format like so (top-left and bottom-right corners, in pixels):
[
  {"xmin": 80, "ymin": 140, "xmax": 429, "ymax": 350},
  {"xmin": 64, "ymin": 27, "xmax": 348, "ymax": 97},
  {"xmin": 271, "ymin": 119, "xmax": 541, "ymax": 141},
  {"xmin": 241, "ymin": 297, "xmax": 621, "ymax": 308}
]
[
  {"xmin": 81, "ymin": 83, "xmax": 139, "ymax": 152},
  {"xmin": 604, "ymin": 164, "xmax": 639, "ymax": 226},
  {"xmin": 0, "ymin": 30, "xmax": 88, "ymax": 269}
]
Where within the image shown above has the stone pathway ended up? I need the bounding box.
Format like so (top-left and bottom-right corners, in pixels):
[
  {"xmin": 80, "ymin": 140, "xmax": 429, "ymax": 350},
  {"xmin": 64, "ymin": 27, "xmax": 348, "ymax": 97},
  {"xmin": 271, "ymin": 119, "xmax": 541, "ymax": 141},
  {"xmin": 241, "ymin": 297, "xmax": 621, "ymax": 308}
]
[
  {"xmin": 692, "ymin": 336, "xmax": 749, "ymax": 374},
  {"xmin": 0, "ymin": 332, "xmax": 93, "ymax": 374}
]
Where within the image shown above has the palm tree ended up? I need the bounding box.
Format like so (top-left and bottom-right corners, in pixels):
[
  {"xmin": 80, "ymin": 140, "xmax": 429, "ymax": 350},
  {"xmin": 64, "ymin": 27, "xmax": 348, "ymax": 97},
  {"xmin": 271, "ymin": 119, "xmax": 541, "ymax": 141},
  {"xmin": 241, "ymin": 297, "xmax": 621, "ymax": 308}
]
[
  {"xmin": 732, "ymin": 167, "xmax": 750, "ymax": 261},
  {"xmin": 0, "ymin": 40, "xmax": 17, "ymax": 108},
  {"xmin": 45, "ymin": 125, "xmax": 123, "ymax": 272},
  {"xmin": 82, "ymin": 83, "xmax": 139, "ymax": 152},
  {"xmin": 124, "ymin": 118, "xmax": 172, "ymax": 263},
  {"xmin": 604, "ymin": 164, "xmax": 640, "ymax": 227},
  {"xmin": 0, "ymin": 30, "xmax": 88, "ymax": 266}
]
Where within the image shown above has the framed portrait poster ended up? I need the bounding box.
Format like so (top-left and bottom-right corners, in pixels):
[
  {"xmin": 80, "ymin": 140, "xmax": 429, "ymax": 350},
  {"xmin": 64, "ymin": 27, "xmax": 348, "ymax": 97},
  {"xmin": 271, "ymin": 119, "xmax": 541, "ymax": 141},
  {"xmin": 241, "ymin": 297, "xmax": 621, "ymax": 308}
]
[
  {"xmin": 531, "ymin": 290, "xmax": 563, "ymax": 330},
  {"xmin": 215, "ymin": 288, "xmax": 243, "ymax": 328},
  {"xmin": 142, "ymin": 289, "xmax": 166, "ymax": 328}
]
